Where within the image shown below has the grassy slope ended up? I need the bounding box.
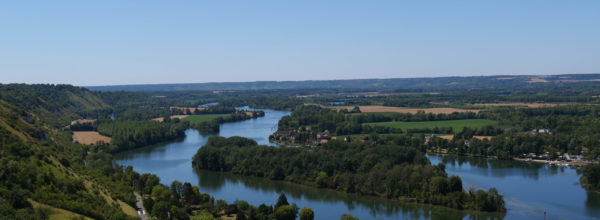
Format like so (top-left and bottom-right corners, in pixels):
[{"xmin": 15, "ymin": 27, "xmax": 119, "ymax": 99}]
[
  {"xmin": 29, "ymin": 200, "xmax": 93, "ymax": 220},
  {"xmin": 364, "ymin": 119, "xmax": 497, "ymax": 133}
]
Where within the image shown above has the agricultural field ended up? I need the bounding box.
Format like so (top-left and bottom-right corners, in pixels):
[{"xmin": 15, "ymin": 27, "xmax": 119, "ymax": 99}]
[
  {"xmin": 72, "ymin": 131, "xmax": 111, "ymax": 145},
  {"xmin": 330, "ymin": 105, "xmax": 480, "ymax": 114},
  {"xmin": 472, "ymin": 103, "xmax": 562, "ymax": 107},
  {"xmin": 437, "ymin": 135, "xmax": 493, "ymax": 140},
  {"xmin": 180, "ymin": 114, "xmax": 230, "ymax": 124},
  {"xmin": 364, "ymin": 119, "xmax": 497, "ymax": 133}
]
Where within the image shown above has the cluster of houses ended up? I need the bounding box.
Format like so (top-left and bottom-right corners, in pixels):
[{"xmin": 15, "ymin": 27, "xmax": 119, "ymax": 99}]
[
  {"xmin": 519, "ymin": 152, "xmax": 587, "ymax": 162},
  {"xmin": 270, "ymin": 126, "xmax": 367, "ymax": 146}
]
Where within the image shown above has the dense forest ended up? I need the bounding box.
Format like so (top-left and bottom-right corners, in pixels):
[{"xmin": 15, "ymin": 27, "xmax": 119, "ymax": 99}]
[
  {"xmin": 193, "ymin": 136, "xmax": 506, "ymax": 212},
  {"xmin": 96, "ymin": 119, "xmax": 189, "ymax": 152}
]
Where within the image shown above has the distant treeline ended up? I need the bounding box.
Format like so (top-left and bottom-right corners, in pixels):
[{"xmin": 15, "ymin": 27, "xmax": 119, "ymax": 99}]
[
  {"xmin": 87, "ymin": 74, "xmax": 600, "ymax": 92},
  {"xmin": 188, "ymin": 111, "xmax": 266, "ymax": 134}
]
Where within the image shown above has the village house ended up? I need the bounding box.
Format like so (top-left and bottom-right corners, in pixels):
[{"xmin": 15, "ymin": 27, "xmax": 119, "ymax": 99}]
[{"xmin": 531, "ymin": 128, "xmax": 551, "ymax": 134}]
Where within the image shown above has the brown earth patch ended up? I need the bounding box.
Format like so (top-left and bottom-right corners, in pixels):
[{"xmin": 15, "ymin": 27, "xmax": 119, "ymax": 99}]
[
  {"xmin": 528, "ymin": 77, "xmax": 550, "ymax": 83},
  {"xmin": 473, "ymin": 136, "xmax": 493, "ymax": 140},
  {"xmin": 152, "ymin": 115, "xmax": 189, "ymax": 122},
  {"xmin": 438, "ymin": 135, "xmax": 454, "ymax": 140},
  {"xmin": 436, "ymin": 135, "xmax": 493, "ymax": 140},
  {"xmin": 496, "ymin": 77, "xmax": 514, "ymax": 80},
  {"xmin": 71, "ymin": 119, "xmax": 96, "ymax": 125},
  {"xmin": 73, "ymin": 131, "xmax": 111, "ymax": 145}
]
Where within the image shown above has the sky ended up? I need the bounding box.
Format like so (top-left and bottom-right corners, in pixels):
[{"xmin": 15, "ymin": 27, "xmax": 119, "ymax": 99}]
[{"xmin": 1, "ymin": 1, "xmax": 599, "ymax": 86}]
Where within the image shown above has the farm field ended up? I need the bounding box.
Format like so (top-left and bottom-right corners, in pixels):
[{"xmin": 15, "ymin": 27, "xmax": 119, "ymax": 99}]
[
  {"xmin": 437, "ymin": 135, "xmax": 494, "ymax": 140},
  {"xmin": 180, "ymin": 114, "xmax": 230, "ymax": 124},
  {"xmin": 364, "ymin": 119, "xmax": 497, "ymax": 133},
  {"xmin": 472, "ymin": 102, "xmax": 562, "ymax": 107},
  {"xmin": 72, "ymin": 131, "xmax": 111, "ymax": 145},
  {"xmin": 329, "ymin": 105, "xmax": 480, "ymax": 114}
]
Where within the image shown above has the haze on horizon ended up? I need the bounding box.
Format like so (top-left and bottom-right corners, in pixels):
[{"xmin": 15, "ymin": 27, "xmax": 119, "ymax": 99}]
[{"xmin": 1, "ymin": 0, "xmax": 599, "ymax": 86}]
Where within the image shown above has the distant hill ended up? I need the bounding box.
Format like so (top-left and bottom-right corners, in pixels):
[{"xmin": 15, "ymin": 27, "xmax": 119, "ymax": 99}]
[
  {"xmin": 0, "ymin": 84, "xmax": 108, "ymax": 127},
  {"xmin": 87, "ymin": 74, "xmax": 600, "ymax": 92}
]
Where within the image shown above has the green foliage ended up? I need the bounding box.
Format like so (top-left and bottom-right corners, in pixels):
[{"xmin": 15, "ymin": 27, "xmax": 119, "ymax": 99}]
[
  {"xmin": 182, "ymin": 114, "xmax": 231, "ymax": 124},
  {"xmin": 275, "ymin": 194, "xmax": 289, "ymax": 210},
  {"xmin": 299, "ymin": 207, "xmax": 314, "ymax": 220},
  {"xmin": 186, "ymin": 111, "xmax": 265, "ymax": 133},
  {"xmin": 274, "ymin": 205, "xmax": 296, "ymax": 220},
  {"xmin": 151, "ymin": 201, "xmax": 170, "ymax": 219},
  {"xmin": 193, "ymin": 135, "xmax": 505, "ymax": 212},
  {"xmin": 583, "ymin": 163, "xmax": 600, "ymax": 190},
  {"xmin": 365, "ymin": 119, "xmax": 497, "ymax": 134},
  {"xmin": 96, "ymin": 119, "xmax": 188, "ymax": 152},
  {"xmin": 191, "ymin": 210, "xmax": 217, "ymax": 220},
  {"xmin": 0, "ymin": 84, "xmax": 108, "ymax": 127},
  {"xmin": 340, "ymin": 214, "xmax": 359, "ymax": 220}
]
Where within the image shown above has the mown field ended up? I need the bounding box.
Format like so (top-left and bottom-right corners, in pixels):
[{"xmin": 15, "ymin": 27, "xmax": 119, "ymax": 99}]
[
  {"xmin": 364, "ymin": 119, "xmax": 497, "ymax": 133},
  {"xmin": 180, "ymin": 114, "xmax": 229, "ymax": 124},
  {"xmin": 72, "ymin": 131, "xmax": 111, "ymax": 145}
]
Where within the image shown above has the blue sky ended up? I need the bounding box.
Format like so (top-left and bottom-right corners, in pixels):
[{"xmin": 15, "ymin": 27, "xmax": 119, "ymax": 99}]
[{"xmin": 1, "ymin": 1, "xmax": 599, "ymax": 86}]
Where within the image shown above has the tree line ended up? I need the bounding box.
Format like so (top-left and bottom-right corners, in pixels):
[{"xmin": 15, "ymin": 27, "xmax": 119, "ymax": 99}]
[{"xmin": 193, "ymin": 136, "xmax": 506, "ymax": 212}]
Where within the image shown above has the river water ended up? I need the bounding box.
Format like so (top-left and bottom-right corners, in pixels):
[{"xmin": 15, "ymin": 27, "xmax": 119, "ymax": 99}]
[{"xmin": 114, "ymin": 109, "xmax": 600, "ymax": 219}]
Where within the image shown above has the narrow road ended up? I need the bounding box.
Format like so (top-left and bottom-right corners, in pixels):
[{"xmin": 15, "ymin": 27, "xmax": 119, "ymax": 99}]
[{"xmin": 134, "ymin": 192, "xmax": 147, "ymax": 220}]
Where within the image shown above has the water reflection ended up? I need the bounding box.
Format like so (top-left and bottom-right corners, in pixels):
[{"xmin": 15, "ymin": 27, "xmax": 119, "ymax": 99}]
[
  {"xmin": 428, "ymin": 154, "xmax": 600, "ymax": 220},
  {"xmin": 193, "ymin": 169, "xmax": 503, "ymax": 220},
  {"xmin": 434, "ymin": 155, "xmax": 546, "ymax": 180}
]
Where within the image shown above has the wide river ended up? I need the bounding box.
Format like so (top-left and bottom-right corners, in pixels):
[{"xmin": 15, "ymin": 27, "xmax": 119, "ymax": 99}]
[{"xmin": 115, "ymin": 108, "xmax": 600, "ymax": 219}]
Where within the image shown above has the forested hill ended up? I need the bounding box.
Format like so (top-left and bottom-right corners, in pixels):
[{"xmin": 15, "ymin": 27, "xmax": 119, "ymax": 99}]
[
  {"xmin": 0, "ymin": 86, "xmax": 140, "ymax": 219},
  {"xmin": 0, "ymin": 84, "xmax": 108, "ymax": 127},
  {"xmin": 87, "ymin": 74, "xmax": 600, "ymax": 92}
]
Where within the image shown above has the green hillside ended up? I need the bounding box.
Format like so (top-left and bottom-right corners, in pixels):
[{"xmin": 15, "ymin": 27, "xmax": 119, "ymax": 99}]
[{"xmin": 0, "ymin": 85, "xmax": 137, "ymax": 219}]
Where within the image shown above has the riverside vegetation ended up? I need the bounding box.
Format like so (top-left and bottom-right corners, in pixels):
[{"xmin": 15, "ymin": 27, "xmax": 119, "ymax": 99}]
[
  {"xmin": 192, "ymin": 135, "xmax": 506, "ymax": 212},
  {"xmin": 4, "ymin": 74, "xmax": 600, "ymax": 219}
]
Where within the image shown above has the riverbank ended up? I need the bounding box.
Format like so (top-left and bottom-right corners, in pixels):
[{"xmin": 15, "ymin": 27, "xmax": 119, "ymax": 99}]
[
  {"xmin": 427, "ymin": 150, "xmax": 592, "ymax": 167},
  {"xmin": 513, "ymin": 157, "xmax": 590, "ymax": 167}
]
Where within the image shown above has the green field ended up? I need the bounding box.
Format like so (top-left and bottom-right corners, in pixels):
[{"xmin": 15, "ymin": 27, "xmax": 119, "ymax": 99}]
[
  {"xmin": 181, "ymin": 114, "xmax": 230, "ymax": 124},
  {"xmin": 364, "ymin": 119, "xmax": 497, "ymax": 133}
]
